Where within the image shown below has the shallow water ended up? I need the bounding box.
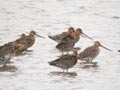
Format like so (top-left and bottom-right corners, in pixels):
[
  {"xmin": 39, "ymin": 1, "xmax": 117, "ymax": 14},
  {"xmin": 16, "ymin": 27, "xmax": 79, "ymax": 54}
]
[{"xmin": 0, "ymin": 0, "xmax": 120, "ymax": 90}]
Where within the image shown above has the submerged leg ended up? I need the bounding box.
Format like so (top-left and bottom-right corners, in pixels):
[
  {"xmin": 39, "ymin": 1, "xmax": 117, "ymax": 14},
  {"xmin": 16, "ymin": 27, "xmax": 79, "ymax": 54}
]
[
  {"xmin": 86, "ymin": 59, "xmax": 90, "ymax": 63},
  {"xmin": 88, "ymin": 58, "xmax": 93, "ymax": 63},
  {"xmin": 67, "ymin": 51, "xmax": 69, "ymax": 55},
  {"xmin": 62, "ymin": 52, "xmax": 63, "ymax": 56},
  {"xmin": 3, "ymin": 61, "xmax": 7, "ymax": 67},
  {"xmin": 62, "ymin": 51, "xmax": 64, "ymax": 56},
  {"xmin": 90, "ymin": 59, "xmax": 93, "ymax": 63},
  {"xmin": 66, "ymin": 69, "xmax": 68, "ymax": 73}
]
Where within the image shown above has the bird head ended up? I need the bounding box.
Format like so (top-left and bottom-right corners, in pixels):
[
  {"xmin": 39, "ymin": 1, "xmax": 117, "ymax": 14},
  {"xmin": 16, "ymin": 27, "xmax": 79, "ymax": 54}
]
[
  {"xmin": 76, "ymin": 28, "xmax": 93, "ymax": 40},
  {"xmin": 94, "ymin": 41, "xmax": 112, "ymax": 51},
  {"xmin": 30, "ymin": 30, "xmax": 45, "ymax": 38}
]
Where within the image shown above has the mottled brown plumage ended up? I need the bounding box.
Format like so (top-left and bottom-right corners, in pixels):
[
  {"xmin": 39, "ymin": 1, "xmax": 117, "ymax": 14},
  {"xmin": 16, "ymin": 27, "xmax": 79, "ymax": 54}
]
[
  {"xmin": 0, "ymin": 43, "xmax": 15, "ymax": 66},
  {"xmin": 48, "ymin": 27, "xmax": 75, "ymax": 43},
  {"xmin": 11, "ymin": 31, "xmax": 45, "ymax": 53},
  {"xmin": 56, "ymin": 28, "xmax": 93, "ymax": 55},
  {"xmin": 78, "ymin": 41, "xmax": 112, "ymax": 62},
  {"xmin": 56, "ymin": 35, "xmax": 76, "ymax": 54},
  {"xmin": 49, "ymin": 51, "xmax": 78, "ymax": 72}
]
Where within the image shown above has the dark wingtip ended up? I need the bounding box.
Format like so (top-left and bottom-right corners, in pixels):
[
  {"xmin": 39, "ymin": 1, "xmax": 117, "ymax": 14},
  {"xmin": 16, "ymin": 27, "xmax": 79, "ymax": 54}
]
[
  {"xmin": 56, "ymin": 44, "xmax": 61, "ymax": 49},
  {"xmin": 48, "ymin": 36, "xmax": 53, "ymax": 39},
  {"xmin": 48, "ymin": 61, "xmax": 56, "ymax": 65},
  {"xmin": 56, "ymin": 45, "xmax": 58, "ymax": 48},
  {"xmin": 48, "ymin": 35, "xmax": 51, "ymax": 38},
  {"xmin": 48, "ymin": 62, "xmax": 51, "ymax": 65}
]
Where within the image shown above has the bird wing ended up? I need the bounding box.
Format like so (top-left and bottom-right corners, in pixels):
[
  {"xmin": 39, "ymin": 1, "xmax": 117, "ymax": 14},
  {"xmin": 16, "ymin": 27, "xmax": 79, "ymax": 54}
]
[
  {"xmin": 49, "ymin": 55, "xmax": 75, "ymax": 69},
  {"xmin": 79, "ymin": 46, "xmax": 98, "ymax": 60},
  {"xmin": 49, "ymin": 55, "xmax": 72, "ymax": 64},
  {"xmin": 48, "ymin": 32, "xmax": 67, "ymax": 42},
  {"xmin": 56, "ymin": 35, "xmax": 75, "ymax": 49}
]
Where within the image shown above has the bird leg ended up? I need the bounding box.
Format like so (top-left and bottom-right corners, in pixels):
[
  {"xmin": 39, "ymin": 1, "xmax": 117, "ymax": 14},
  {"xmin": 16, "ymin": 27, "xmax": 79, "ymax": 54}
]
[
  {"xmin": 62, "ymin": 51, "xmax": 64, "ymax": 56},
  {"xmin": 62, "ymin": 52, "xmax": 63, "ymax": 56},
  {"xmin": 3, "ymin": 61, "xmax": 7, "ymax": 67},
  {"xmin": 86, "ymin": 59, "xmax": 90, "ymax": 63},
  {"xmin": 89, "ymin": 59, "xmax": 93, "ymax": 63},
  {"xmin": 66, "ymin": 69, "xmax": 68, "ymax": 73},
  {"xmin": 67, "ymin": 50, "xmax": 69, "ymax": 55}
]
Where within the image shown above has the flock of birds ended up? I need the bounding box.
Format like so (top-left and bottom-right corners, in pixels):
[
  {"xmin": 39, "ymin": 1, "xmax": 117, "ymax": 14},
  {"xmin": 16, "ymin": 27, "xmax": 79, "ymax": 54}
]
[{"xmin": 0, "ymin": 27, "xmax": 113, "ymax": 73}]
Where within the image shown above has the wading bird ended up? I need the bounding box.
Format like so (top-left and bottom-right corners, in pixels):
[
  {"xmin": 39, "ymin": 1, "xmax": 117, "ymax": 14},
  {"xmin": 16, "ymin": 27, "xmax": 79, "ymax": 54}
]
[
  {"xmin": 78, "ymin": 41, "xmax": 112, "ymax": 63},
  {"xmin": 56, "ymin": 28, "xmax": 93, "ymax": 55},
  {"xmin": 11, "ymin": 31, "xmax": 45, "ymax": 53},
  {"xmin": 49, "ymin": 51, "xmax": 78, "ymax": 73}
]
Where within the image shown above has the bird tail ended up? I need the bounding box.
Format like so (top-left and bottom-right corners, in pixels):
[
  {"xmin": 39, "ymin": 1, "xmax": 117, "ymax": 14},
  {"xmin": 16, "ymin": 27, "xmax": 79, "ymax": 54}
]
[
  {"xmin": 48, "ymin": 36, "xmax": 54, "ymax": 40},
  {"xmin": 56, "ymin": 42, "xmax": 65, "ymax": 49},
  {"xmin": 48, "ymin": 61, "xmax": 56, "ymax": 65}
]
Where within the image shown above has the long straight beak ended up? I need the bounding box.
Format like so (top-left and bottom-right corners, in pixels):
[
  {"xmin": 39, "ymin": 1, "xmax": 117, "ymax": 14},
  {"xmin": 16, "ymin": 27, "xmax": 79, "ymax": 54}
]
[
  {"xmin": 101, "ymin": 45, "xmax": 112, "ymax": 51},
  {"xmin": 36, "ymin": 34, "xmax": 45, "ymax": 38},
  {"xmin": 81, "ymin": 34, "xmax": 86, "ymax": 38},
  {"xmin": 82, "ymin": 33, "xmax": 93, "ymax": 40}
]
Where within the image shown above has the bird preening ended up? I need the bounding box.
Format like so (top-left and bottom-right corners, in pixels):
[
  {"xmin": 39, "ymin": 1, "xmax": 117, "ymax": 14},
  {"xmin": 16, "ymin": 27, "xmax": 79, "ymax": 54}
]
[{"xmin": 0, "ymin": 27, "xmax": 113, "ymax": 74}]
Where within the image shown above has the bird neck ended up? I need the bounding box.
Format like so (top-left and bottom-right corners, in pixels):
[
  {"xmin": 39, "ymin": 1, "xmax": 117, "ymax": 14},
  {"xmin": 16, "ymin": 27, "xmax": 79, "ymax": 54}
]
[
  {"xmin": 67, "ymin": 32, "xmax": 70, "ymax": 35},
  {"xmin": 30, "ymin": 34, "xmax": 35, "ymax": 44},
  {"xmin": 93, "ymin": 44, "xmax": 99, "ymax": 48},
  {"xmin": 21, "ymin": 36, "xmax": 26, "ymax": 40},
  {"xmin": 75, "ymin": 33, "xmax": 80, "ymax": 40}
]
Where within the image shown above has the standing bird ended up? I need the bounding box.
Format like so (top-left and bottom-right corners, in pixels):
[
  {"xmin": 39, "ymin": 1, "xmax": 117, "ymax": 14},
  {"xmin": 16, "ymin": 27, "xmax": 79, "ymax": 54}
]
[
  {"xmin": 24, "ymin": 30, "xmax": 45, "ymax": 49},
  {"xmin": 49, "ymin": 51, "xmax": 78, "ymax": 73},
  {"xmin": 48, "ymin": 27, "xmax": 75, "ymax": 43},
  {"xmin": 78, "ymin": 41, "xmax": 112, "ymax": 63},
  {"xmin": 11, "ymin": 31, "xmax": 45, "ymax": 53},
  {"xmin": 0, "ymin": 43, "xmax": 15, "ymax": 67},
  {"xmin": 56, "ymin": 28, "xmax": 93, "ymax": 55}
]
